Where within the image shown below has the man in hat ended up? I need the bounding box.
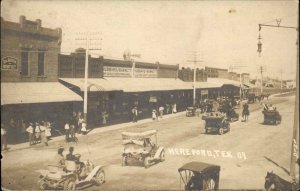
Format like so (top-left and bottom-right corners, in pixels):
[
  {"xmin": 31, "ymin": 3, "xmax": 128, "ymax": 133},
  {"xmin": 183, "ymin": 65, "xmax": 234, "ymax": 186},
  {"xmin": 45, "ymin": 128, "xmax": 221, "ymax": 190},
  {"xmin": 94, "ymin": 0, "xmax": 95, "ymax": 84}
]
[
  {"xmin": 55, "ymin": 146, "xmax": 65, "ymax": 167},
  {"xmin": 26, "ymin": 123, "xmax": 34, "ymax": 146}
]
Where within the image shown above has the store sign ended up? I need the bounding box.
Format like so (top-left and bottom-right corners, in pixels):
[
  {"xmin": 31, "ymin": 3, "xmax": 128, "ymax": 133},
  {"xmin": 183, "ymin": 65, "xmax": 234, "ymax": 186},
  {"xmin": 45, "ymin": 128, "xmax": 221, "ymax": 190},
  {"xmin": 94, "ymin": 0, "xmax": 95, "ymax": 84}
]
[
  {"xmin": 149, "ymin": 96, "xmax": 157, "ymax": 103},
  {"xmin": 135, "ymin": 68, "xmax": 157, "ymax": 78},
  {"xmin": 103, "ymin": 66, "xmax": 157, "ymax": 78},
  {"xmin": 103, "ymin": 66, "xmax": 132, "ymax": 77},
  {"xmin": 1, "ymin": 57, "xmax": 18, "ymax": 70},
  {"xmin": 201, "ymin": 90, "xmax": 209, "ymax": 95}
]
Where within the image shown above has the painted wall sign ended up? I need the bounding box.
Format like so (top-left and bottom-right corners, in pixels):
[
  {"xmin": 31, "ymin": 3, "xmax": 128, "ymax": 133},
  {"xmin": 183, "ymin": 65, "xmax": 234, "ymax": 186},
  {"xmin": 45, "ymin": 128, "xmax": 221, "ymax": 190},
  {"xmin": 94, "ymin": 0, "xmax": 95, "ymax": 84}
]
[
  {"xmin": 201, "ymin": 90, "xmax": 209, "ymax": 95},
  {"xmin": 1, "ymin": 57, "xmax": 18, "ymax": 70},
  {"xmin": 103, "ymin": 66, "xmax": 157, "ymax": 78},
  {"xmin": 103, "ymin": 66, "xmax": 132, "ymax": 77}
]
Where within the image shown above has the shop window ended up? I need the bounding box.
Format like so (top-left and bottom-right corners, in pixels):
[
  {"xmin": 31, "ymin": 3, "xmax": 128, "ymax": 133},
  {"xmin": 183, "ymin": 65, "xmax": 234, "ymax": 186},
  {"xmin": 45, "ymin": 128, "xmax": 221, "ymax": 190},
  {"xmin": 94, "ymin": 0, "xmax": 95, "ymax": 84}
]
[
  {"xmin": 21, "ymin": 49, "xmax": 29, "ymax": 76},
  {"xmin": 38, "ymin": 50, "xmax": 45, "ymax": 76}
]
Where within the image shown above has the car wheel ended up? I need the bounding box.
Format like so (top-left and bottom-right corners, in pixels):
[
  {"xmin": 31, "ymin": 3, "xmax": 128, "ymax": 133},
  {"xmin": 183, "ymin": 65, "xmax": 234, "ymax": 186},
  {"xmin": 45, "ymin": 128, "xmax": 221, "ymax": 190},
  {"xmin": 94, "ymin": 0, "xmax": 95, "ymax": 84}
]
[
  {"xmin": 144, "ymin": 157, "xmax": 151, "ymax": 168},
  {"xmin": 160, "ymin": 149, "xmax": 165, "ymax": 162},
  {"xmin": 94, "ymin": 169, "xmax": 105, "ymax": 185},
  {"xmin": 63, "ymin": 177, "xmax": 76, "ymax": 191},
  {"xmin": 122, "ymin": 156, "xmax": 127, "ymax": 166},
  {"xmin": 203, "ymin": 178, "xmax": 216, "ymax": 190},
  {"xmin": 38, "ymin": 179, "xmax": 48, "ymax": 190},
  {"xmin": 219, "ymin": 127, "xmax": 224, "ymax": 135}
]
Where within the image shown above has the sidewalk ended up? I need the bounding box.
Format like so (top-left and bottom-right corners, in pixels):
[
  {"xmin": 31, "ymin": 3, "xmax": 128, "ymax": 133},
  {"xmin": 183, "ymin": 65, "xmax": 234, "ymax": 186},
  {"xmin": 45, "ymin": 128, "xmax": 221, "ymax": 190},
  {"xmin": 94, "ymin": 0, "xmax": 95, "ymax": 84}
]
[{"xmin": 3, "ymin": 111, "xmax": 185, "ymax": 152}]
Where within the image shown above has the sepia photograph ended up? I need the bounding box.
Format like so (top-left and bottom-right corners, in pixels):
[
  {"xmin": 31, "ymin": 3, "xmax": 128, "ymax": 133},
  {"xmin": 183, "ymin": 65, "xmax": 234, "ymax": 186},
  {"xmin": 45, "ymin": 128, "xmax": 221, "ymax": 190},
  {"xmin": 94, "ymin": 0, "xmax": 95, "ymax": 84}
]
[{"xmin": 1, "ymin": 0, "xmax": 299, "ymax": 190}]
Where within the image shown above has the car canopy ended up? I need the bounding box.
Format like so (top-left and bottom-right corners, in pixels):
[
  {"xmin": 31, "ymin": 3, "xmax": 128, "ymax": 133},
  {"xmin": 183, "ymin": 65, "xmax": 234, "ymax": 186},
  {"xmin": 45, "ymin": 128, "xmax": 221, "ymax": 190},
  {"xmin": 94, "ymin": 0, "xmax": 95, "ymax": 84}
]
[
  {"xmin": 122, "ymin": 130, "xmax": 157, "ymax": 145},
  {"xmin": 178, "ymin": 162, "xmax": 220, "ymax": 174}
]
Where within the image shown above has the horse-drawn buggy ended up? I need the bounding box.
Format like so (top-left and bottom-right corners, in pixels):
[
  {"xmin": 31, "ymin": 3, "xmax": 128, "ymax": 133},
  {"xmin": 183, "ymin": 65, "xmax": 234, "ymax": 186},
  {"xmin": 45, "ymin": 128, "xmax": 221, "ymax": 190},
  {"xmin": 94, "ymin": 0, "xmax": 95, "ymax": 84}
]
[
  {"xmin": 262, "ymin": 104, "xmax": 282, "ymax": 125},
  {"xmin": 202, "ymin": 112, "xmax": 230, "ymax": 135},
  {"xmin": 178, "ymin": 161, "xmax": 221, "ymax": 190},
  {"xmin": 121, "ymin": 130, "xmax": 165, "ymax": 168}
]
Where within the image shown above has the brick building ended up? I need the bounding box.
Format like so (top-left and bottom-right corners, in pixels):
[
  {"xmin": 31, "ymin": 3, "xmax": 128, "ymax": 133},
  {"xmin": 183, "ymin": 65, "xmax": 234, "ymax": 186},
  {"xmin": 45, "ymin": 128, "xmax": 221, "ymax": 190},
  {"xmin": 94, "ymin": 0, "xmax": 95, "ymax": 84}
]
[
  {"xmin": 178, "ymin": 67, "xmax": 207, "ymax": 82},
  {"xmin": 205, "ymin": 66, "xmax": 229, "ymax": 79}
]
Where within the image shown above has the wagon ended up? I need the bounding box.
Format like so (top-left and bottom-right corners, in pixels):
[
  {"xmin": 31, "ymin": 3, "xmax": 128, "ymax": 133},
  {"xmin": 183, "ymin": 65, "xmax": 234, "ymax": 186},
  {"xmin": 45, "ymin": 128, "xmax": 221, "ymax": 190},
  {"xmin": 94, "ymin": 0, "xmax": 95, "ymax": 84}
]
[
  {"xmin": 121, "ymin": 130, "xmax": 165, "ymax": 168},
  {"xmin": 262, "ymin": 110, "xmax": 282, "ymax": 125},
  {"xmin": 178, "ymin": 161, "xmax": 221, "ymax": 190},
  {"xmin": 202, "ymin": 113, "xmax": 230, "ymax": 135}
]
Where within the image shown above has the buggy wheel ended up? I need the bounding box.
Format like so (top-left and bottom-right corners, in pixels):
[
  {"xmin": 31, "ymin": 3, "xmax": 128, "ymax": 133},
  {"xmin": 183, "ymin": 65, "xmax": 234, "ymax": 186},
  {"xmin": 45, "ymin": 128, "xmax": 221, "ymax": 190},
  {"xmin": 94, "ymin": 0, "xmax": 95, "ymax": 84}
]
[
  {"xmin": 144, "ymin": 157, "xmax": 151, "ymax": 168},
  {"xmin": 160, "ymin": 149, "xmax": 165, "ymax": 162},
  {"xmin": 203, "ymin": 178, "xmax": 216, "ymax": 190},
  {"xmin": 38, "ymin": 179, "xmax": 48, "ymax": 190},
  {"xmin": 93, "ymin": 169, "xmax": 105, "ymax": 185},
  {"xmin": 218, "ymin": 127, "xmax": 224, "ymax": 135},
  {"xmin": 122, "ymin": 156, "xmax": 127, "ymax": 166},
  {"xmin": 63, "ymin": 177, "xmax": 76, "ymax": 191}
]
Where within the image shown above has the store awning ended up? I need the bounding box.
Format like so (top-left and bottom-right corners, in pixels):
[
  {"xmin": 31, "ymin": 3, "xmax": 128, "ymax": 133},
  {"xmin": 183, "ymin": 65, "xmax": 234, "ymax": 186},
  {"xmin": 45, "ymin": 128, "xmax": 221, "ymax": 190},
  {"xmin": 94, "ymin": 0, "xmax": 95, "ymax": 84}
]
[
  {"xmin": 243, "ymin": 82, "xmax": 255, "ymax": 88},
  {"xmin": 59, "ymin": 78, "xmax": 122, "ymax": 92},
  {"xmin": 60, "ymin": 77, "xmax": 191, "ymax": 92},
  {"xmin": 184, "ymin": 81, "xmax": 222, "ymax": 89},
  {"xmin": 1, "ymin": 82, "xmax": 82, "ymax": 105}
]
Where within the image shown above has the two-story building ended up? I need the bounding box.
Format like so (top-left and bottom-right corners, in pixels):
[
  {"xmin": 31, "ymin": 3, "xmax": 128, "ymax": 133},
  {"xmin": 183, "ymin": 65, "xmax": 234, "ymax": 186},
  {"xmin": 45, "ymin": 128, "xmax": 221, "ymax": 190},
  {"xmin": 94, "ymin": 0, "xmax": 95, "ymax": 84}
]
[{"xmin": 1, "ymin": 16, "xmax": 82, "ymax": 143}]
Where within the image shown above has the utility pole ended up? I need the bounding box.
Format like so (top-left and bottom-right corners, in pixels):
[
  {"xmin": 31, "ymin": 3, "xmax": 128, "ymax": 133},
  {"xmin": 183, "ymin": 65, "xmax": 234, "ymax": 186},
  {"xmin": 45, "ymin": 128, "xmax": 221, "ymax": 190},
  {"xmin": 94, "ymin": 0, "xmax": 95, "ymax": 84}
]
[
  {"xmin": 75, "ymin": 32, "xmax": 102, "ymax": 122},
  {"xmin": 229, "ymin": 64, "xmax": 246, "ymax": 100},
  {"xmin": 187, "ymin": 52, "xmax": 203, "ymax": 106},
  {"xmin": 259, "ymin": 65, "xmax": 265, "ymax": 94},
  {"xmin": 258, "ymin": 19, "xmax": 299, "ymax": 179}
]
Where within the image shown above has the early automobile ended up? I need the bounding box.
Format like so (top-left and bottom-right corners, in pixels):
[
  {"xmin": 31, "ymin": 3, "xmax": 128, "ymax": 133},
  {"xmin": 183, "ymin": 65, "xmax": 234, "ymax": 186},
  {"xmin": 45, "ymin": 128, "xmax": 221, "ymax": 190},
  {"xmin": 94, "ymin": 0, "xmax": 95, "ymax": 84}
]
[
  {"xmin": 186, "ymin": 106, "xmax": 196, "ymax": 117},
  {"xmin": 218, "ymin": 101, "xmax": 239, "ymax": 122},
  {"xmin": 202, "ymin": 112, "xmax": 230, "ymax": 135},
  {"xmin": 121, "ymin": 130, "xmax": 165, "ymax": 168},
  {"xmin": 178, "ymin": 161, "xmax": 221, "ymax": 190},
  {"xmin": 37, "ymin": 154, "xmax": 105, "ymax": 190},
  {"xmin": 262, "ymin": 105, "xmax": 282, "ymax": 125}
]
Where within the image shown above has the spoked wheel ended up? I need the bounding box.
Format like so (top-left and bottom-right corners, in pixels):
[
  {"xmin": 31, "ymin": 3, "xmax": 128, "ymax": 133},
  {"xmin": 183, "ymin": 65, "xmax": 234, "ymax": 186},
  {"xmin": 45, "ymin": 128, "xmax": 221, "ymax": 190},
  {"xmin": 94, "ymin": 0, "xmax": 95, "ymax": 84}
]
[
  {"xmin": 203, "ymin": 178, "xmax": 216, "ymax": 190},
  {"xmin": 218, "ymin": 127, "xmax": 224, "ymax": 135},
  {"xmin": 160, "ymin": 150, "xmax": 165, "ymax": 162},
  {"xmin": 144, "ymin": 157, "xmax": 151, "ymax": 169},
  {"xmin": 122, "ymin": 156, "xmax": 127, "ymax": 166},
  {"xmin": 63, "ymin": 178, "xmax": 76, "ymax": 191},
  {"xmin": 94, "ymin": 169, "xmax": 105, "ymax": 185},
  {"xmin": 38, "ymin": 179, "xmax": 48, "ymax": 190}
]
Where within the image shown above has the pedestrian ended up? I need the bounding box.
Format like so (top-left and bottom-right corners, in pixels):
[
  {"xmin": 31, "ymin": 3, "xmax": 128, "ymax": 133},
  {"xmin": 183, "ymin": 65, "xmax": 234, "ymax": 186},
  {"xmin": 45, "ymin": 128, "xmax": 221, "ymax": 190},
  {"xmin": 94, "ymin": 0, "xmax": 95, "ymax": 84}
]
[
  {"xmin": 55, "ymin": 146, "xmax": 65, "ymax": 167},
  {"xmin": 102, "ymin": 111, "xmax": 109, "ymax": 125},
  {"xmin": 166, "ymin": 104, "xmax": 170, "ymax": 114},
  {"xmin": 70, "ymin": 112, "xmax": 78, "ymax": 133},
  {"xmin": 26, "ymin": 123, "xmax": 34, "ymax": 146},
  {"xmin": 69, "ymin": 124, "xmax": 77, "ymax": 142},
  {"xmin": 45, "ymin": 122, "xmax": 52, "ymax": 141},
  {"xmin": 132, "ymin": 107, "xmax": 138, "ymax": 123},
  {"xmin": 78, "ymin": 115, "xmax": 84, "ymax": 133},
  {"xmin": 152, "ymin": 109, "xmax": 157, "ymax": 120},
  {"xmin": 64, "ymin": 122, "xmax": 70, "ymax": 142},
  {"xmin": 34, "ymin": 122, "xmax": 41, "ymax": 144},
  {"xmin": 81, "ymin": 120, "xmax": 87, "ymax": 135},
  {"xmin": 159, "ymin": 106, "xmax": 164, "ymax": 118},
  {"xmin": 1, "ymin": 124, "xmax": 8, "ymax": 151},
  {"xmin": 39, "ymin": 121, "xmax": 48, "ymax": 146},
  {"xmin": 172, "ymin": 103, "xmax": 177, "ymax": 114}
]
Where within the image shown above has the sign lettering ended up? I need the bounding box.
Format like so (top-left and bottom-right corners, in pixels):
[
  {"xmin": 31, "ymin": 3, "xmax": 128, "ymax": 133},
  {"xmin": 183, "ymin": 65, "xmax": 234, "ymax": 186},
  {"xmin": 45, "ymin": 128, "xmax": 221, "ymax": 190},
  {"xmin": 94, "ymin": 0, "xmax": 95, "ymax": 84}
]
[{"xmin": 1, "ymin": 57, "xmax": 18, "ymax": 70}]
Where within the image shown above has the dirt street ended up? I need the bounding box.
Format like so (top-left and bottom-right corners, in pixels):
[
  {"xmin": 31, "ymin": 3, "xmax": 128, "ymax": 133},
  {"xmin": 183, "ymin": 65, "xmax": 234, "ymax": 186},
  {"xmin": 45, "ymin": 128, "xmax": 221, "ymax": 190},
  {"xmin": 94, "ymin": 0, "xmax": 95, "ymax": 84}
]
[{"xmin": 1, "ymin": 95, "xmax": 297, "ymax": 190}]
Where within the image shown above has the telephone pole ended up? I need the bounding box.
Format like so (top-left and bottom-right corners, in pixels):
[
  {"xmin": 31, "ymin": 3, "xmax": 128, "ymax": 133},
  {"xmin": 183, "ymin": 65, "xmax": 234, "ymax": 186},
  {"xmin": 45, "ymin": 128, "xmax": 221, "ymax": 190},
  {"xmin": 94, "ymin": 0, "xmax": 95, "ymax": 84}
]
[
  {"xmin": 75, "ymin": 32, "xmax": 102, "ymax": 122},
  {"xmin": 187, "ymin": 52, "xmax": 203, "ymax": 106},
  {"xmin": 229, "ymin": 64, "xmax": 246, "ymax": 100}
]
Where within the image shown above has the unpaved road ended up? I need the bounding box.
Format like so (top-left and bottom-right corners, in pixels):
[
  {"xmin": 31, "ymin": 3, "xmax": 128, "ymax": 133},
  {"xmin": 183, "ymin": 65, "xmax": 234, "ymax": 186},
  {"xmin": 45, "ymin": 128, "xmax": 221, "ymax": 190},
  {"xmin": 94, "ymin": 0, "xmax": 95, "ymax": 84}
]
[{"xmin": 1, "ymin": 95, "xmax": 298, "ymax": 190}]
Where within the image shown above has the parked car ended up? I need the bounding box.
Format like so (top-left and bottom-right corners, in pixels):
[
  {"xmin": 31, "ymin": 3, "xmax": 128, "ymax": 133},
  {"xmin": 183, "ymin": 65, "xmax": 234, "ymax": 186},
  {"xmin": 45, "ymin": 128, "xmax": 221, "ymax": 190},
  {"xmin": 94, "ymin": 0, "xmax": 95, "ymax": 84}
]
[
  {"xmin": 121, "ymin": 130, "xmax": 165, "ymax": 168},
  {"xmin": 202, "ymin": 112, "xmax": 230, "ymax": 135},
  {"xmin": 38, "ymin": 155, "xmax": 105, "ymax": 190},
  {"xmin": 186, "ymin": 107, "xmax": 196, "ymax": 117},
  {"xmin": 178, "ymin": 161, "xmax": 221, "ymax": 190}
]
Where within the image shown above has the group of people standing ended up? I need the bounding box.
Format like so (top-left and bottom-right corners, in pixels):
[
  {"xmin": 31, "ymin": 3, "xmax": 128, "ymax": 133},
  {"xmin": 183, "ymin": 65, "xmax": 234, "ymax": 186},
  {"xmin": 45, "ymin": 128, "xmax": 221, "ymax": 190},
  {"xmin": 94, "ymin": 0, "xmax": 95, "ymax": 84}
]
[
  {"xmin": 26, "ymin": 121, "xmax": 51, "ymax": 146},
  {"xmin": 64, "ymin": 112, "xmax": 87, "ymax": 143}
]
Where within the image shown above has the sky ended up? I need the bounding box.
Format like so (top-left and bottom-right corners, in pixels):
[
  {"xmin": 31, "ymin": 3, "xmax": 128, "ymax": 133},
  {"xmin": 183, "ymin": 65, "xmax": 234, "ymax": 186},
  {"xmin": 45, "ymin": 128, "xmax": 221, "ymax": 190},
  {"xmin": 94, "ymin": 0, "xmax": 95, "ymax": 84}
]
[{"xmin": 1, "ymin": 0, "xmax": 298, "ymax": 80}]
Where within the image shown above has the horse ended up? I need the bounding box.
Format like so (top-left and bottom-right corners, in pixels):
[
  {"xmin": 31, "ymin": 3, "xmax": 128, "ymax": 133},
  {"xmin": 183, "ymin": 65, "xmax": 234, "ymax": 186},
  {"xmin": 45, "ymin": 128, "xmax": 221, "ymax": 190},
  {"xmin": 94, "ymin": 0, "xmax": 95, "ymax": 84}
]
[{"xmin": 264, "ymin": 171, "xmax": 297, "ymax": 191}]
